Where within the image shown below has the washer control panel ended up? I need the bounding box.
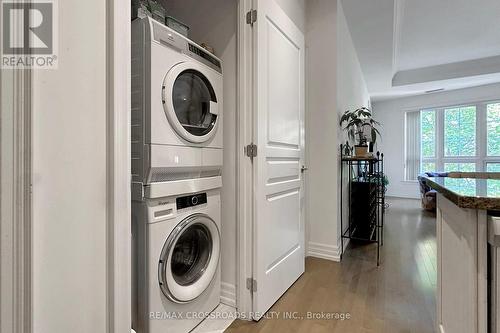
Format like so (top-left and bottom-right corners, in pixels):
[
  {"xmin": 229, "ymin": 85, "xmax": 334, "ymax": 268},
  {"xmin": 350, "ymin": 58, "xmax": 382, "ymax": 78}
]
[{"xmin": 176, "ymin": 193, "xmax": 207, "ymax": 210}]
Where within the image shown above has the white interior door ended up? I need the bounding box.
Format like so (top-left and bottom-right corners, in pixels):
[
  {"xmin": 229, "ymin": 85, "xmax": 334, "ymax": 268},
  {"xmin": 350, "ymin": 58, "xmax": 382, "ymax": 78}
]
[{"xmin": 252, "ymin": 0, "xmax": 305, "ymax": 318}]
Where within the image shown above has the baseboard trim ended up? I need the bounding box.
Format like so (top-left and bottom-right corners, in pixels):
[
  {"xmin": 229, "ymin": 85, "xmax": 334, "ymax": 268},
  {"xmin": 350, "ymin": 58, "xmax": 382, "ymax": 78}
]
[
  {"xmin": 307, "ymin": 242, "xmax": 337, "ymax": 262},
  {"xmin": 306, "ymin": 239, "xmax": 350, "ymax": 262},
  {"xmin": 220, "ymin": 282, "xmax": 236, "ymax": 307}
]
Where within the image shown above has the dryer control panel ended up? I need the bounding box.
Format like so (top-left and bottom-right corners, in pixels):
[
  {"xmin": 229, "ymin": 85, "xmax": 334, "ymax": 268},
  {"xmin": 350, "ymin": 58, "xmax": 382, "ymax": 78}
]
[
  {"xmin": 176, "ymin": 193, "xmax": 207, "ymax": 210},
  {"xmin": 150, "ymin": 18, "xmax": 222, "ymax": 74}
]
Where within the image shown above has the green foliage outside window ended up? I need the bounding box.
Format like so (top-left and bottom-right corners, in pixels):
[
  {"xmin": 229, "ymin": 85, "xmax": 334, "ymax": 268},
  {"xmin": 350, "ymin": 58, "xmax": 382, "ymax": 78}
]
[
  {"xmin": 421, "ymin": 162, "xmax": 435, "ymax": 173},
  {"xmin": 487, "ymin": 163, "xmax": 500, "ymax": 197},
  {"xmin": 418, "ymin": 104, "xmax": 500, "ymax": 184},
  {"xmin": 443, "ymin": 178, "xmax": 477, "ymax": 197},
  {"xmin": 487, "ymin": 163, "xmax": 500, "ymax": 172},
  {"xmin": 443, "ymin": 163, "xmax": 477, "ymax": 196},
  {"xmin": 444, "ymin": 163, "xmax": 476, "ymax": 172},
  {"xmin": 487, "ymin": 103, "xmax": 500, "ymax": 156},
  {"xmin": 444, "ymin": 106, "xmax": 476, "ymax": 157}
]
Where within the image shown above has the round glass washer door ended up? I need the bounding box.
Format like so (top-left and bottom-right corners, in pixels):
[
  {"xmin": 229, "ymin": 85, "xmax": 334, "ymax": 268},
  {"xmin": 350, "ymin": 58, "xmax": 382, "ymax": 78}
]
[
  {"xmin": 158, "ymin": 214, "xmax": 220, "ymax": 303},
  {"xmin": 162, "ymin": 62, "xmax": 220, "ymax": 144}
]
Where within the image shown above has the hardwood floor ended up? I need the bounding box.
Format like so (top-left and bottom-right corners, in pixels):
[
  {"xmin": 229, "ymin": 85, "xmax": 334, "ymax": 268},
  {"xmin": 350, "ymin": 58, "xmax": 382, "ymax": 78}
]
[{"xmin": 225, "ymin": 198, "xmax": 437, "ymax": 333}]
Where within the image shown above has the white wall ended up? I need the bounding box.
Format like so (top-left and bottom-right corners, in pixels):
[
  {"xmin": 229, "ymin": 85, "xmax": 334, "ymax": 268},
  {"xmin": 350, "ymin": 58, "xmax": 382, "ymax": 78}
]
[
  {"xmin": 305, "ymin": 0, "xmax": 369, "ymax": 261},
  {"xmin": 337, "ymin": 1, "xmax": 370, "ymax": 114},
  {"xmin": 32, "ymin": 0, "xmax": 108, "ymax": 331},
  {"xmin": 373, "ymin": 82, "xmax": 500, "ymax": 198},
  {"xmin": 275, "ymin": 0, "xmax": 306, "ymax": 32},
  {"xmin": 337, "ymin": 0, "xmax": 370, "ymax": 246},
  {"xmin": 305, "ymin": 0, "xmax": 338, "ymax": 260}
]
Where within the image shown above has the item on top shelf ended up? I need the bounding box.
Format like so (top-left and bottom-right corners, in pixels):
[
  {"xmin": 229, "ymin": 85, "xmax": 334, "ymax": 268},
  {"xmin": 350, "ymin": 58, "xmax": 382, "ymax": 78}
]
[
  {"xmin": 148, "ymin": 0, "xmax": 166, "ymax": 24},
  {"xmin": 354, "ymin": 145, "xmax": 370, "ymax": 157},
  {"xmin": 200, "ymin": 43, "xmax": 215, "ymax": 55},
  {"xmin": 343, "ymin": 141, "xmax": 352, "ymax": 156},
  {"xmin": 132, "ymin": 0, "xmax": 151, "ymax": 20},
  {"xmin": 340, "ymin": 107, "xmax": 381, "ymax": 157},
  {"xmin": 165, "ymin": 16, "xmax": 190, "ymax": 37}
]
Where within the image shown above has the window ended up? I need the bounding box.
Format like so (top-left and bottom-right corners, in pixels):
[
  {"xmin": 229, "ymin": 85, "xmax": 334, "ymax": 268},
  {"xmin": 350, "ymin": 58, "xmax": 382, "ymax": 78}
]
[
  {"xmin": 487, "ymin": 163, "xmax": 500, "ymax": 197},
  {"xmin": 487, "ymin": 163, "xmax": 500, "ymax": 172},
  {"xmin": 444, "ymin": 106, "xmax": 476, "ymax": 157},
  {"xmin": 421, "ymin": 162, "xmax": 436, "ymax": 173},
  {"xmin": 487, "ymin": 103, "xmax": 500, "ymax": 156},
  {"xmin": 444, "ymin": 163, "xmax": 476, "ymax": 172},
  {"xmin": 404, "ymin": 100, "xmax": 500, "ymax": 181},
  {"xmin": 442, "ymin": 163, "xmax": 477, "ymax": 196},
  {"xmin": 444, "ymin": 177, "xmax": 477, "ymax": 197}
]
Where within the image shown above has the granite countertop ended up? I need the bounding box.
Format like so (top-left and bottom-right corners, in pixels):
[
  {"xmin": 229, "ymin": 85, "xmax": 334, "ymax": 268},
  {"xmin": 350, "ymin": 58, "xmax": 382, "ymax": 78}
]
[{"xmin": 422, "ymin": 176, "xmax": 500, "ymax": 210}]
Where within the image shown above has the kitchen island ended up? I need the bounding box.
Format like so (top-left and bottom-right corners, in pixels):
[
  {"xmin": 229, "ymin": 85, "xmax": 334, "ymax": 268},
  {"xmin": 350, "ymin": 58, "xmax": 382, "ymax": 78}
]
[{"xmin": 423, "ymin": 176, "xmax": 500, "ymax": 333}]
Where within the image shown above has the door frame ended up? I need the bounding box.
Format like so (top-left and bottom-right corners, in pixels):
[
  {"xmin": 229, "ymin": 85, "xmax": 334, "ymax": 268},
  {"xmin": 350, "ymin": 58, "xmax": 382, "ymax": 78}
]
[
  {"xmin": 105, "ymin": 0, "xmax": 132, "ymax": 332},
  {"xmin": 0, "ymin": 1, "xmax": 131, "ymax": 332},
  {"xmin": 0, "ymin": 56, "xmax": 33, "ymax": 333},
  {"xmin": 236, "ymin": 0, "xmax": 255, "ymax": 317}
]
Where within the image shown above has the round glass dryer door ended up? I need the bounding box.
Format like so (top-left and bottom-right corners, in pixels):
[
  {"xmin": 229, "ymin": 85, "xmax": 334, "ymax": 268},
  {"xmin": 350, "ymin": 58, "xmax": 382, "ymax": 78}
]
[
  {"xmin": 158, "ymin": 214, "xmax": 220, "ymax": 303},
  {"xmin": 162, "ymin": 62, "xmax": 219, "ymax": 143}
]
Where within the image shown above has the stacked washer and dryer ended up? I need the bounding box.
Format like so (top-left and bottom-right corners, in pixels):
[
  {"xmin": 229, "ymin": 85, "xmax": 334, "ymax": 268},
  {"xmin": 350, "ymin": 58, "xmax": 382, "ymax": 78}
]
[{"xmin": 131, "ymin": 17, "xmax": 223, "ymax": 333}]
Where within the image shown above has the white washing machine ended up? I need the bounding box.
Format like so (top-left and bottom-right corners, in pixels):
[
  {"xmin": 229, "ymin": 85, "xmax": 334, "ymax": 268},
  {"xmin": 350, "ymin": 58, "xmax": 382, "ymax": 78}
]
[
  {"xmin": 131, "ymin": 17, "xmax": 223, "ymax": 186},
  {"xmin": 132, "ymin": 190, "xmax": 221, "ymax": 333}
]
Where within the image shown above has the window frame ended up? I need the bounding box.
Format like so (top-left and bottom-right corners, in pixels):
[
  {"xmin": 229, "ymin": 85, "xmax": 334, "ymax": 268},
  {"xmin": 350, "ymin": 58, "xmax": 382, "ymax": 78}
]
[{"xmin": 408, "ymin": 99, "xmax": 500, "ymax": 178}]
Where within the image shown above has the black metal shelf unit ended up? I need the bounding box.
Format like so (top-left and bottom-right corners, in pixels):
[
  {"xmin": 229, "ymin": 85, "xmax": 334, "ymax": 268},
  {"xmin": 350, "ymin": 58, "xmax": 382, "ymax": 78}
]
[{"xmin": 340, "ymin": 144, "xmax": 385, "ymax": 266}]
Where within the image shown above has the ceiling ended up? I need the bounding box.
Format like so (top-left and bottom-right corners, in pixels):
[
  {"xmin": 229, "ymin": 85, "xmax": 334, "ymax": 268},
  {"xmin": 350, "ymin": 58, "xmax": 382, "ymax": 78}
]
[{"xmin": 341, "ymin": 0, "xmax": 500, "ymax": 101}]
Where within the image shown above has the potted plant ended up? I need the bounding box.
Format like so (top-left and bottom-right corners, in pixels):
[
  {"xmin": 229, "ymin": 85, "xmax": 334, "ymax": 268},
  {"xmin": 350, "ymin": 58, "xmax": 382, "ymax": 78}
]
[{"xmin": 340, "ymin": 107, "xmax": 381, "ymax": 157}]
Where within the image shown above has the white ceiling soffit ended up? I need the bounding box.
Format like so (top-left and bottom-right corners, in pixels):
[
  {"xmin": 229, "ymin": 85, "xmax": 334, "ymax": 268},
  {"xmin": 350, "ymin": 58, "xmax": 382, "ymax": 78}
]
[
  {"xmin": 394, "ymin": 0, "xmax": 500, "ymax": 71},
  {"xmin": 392, "ymin": 56, "xmax": 500, "ymax": 86},
  {"xmin": 342, "ymin": 0, "xmax": 500, "ymax": 101}
]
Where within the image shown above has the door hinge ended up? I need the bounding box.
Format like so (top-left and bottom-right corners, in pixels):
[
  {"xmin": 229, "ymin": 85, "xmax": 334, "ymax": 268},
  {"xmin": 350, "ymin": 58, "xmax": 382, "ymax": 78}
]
[
  {"xmin": 132, "ymin": 182, "xmax": 145, "ymax": 201},
  {"xmin": 245, "ymin": 143, "xmax": 257, "ymax": 160},
  {"xmin": 246, "ymin": 278, "xmax": 257, "ymax": 292},
  {"xmin": 246, "ymin": 9, "xmax": 257, "ymax": 26}
]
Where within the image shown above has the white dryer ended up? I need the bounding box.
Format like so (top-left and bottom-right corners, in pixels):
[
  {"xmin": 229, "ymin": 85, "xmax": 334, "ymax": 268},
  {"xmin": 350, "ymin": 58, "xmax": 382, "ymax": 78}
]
[
  {"xmin": 131, "ymin": 17, "xmax": 223, "ymax": 186},
  {"xmin": 132, "ymin": 190, "xmax": 221, "ymax": 333}
]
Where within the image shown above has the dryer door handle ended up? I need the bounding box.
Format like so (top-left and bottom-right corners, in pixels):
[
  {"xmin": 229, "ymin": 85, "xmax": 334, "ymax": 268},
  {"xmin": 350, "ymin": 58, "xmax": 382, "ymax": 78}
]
[{"xmin": 209, "ymin": 101, "xmax": 219, "ymax": 115}]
